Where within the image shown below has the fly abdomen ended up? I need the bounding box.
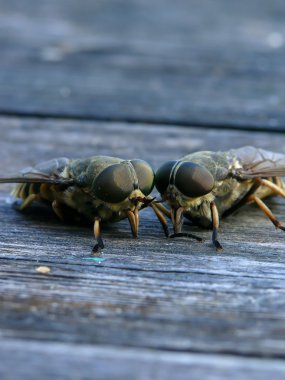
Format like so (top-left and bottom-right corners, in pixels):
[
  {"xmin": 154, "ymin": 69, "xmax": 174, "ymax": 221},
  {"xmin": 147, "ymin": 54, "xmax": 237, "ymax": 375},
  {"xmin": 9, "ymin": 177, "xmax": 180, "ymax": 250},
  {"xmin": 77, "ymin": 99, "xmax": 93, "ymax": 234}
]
[{"xmin": 12, "ymin": 182, "xmax": 53, "ymax": 203}]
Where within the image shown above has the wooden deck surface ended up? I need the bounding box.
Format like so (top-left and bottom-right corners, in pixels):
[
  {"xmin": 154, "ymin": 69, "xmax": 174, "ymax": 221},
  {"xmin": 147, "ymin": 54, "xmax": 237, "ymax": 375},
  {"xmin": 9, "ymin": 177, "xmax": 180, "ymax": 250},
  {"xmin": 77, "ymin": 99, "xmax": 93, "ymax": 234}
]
[{"xmin": 1, "ymin": 1, "xmax": 285, "ymax": 379}]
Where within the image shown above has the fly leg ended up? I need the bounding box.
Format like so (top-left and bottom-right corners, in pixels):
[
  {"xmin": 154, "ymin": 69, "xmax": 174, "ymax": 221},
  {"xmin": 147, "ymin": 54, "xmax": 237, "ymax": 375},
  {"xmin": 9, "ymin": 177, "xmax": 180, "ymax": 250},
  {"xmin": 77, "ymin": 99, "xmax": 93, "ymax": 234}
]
[
  {"xmin": 52, "ymin": 200, "xmax": 88, "ymax": 224},
  {"xmin": 210, "ymin": 201, "xmax": 223, "ymax": 251},
  {"xmin": 92, "ymin": 217, "xmax": 104, "ymax": 254},
  {"xmin": 127, "ymin": 210, "xmax": 139, "ymax": 238},
  {"xmin": 169, "ymin": 207, "xmax": 203, "ymax": 242},
  {"xmin": 150, "ymin": 203, "xmax": 170, "ymax": 237},
  {"xmin": 13, "ymin": 193, "xmax": 40, "ymax": 211},
  {"xmin": 274, "ymin": 177, "xmax": 283, "ymax": 188},
  {"xmin": 169, "ymin": 232, "xmax": 203, "ymax": 242},
  {"xmin": 171, "ymin": 207, "xmax": 184, "ymax": 234},
  {"xmin": 247, "ymin": 194, "xmax": 285, "ymax": 232},
  {"xmin": 134, "ymin": 207, "xmax": 139, "ymax": 233},
  {"xmin": 52, "ymin": 200, "xmax": 65, "ymax": 221},
  {"xmin": 150, "ymin": 203, "xmax": 201, "ymax": 240},
  {"xmin": 153, "ymin": 203, "xmax": 171, "ymax": 219},
  {"xmin": 224, "ymin": 177, "xmax": 285, "ymax": 219},
  {"xmin": 255, "ymin": 178, "xmax": 285, "ymax": 198}
]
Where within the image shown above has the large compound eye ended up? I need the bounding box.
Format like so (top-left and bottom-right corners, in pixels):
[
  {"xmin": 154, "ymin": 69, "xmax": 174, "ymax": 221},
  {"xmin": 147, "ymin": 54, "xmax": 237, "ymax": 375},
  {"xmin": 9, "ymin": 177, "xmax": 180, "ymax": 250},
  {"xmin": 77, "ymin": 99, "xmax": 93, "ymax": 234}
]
[
  {"xmin": 175, "ymin": 162, "xmax": 214, "ymax": 197},
  {"xmin": 130, "ymin": 159, "xmax": 155, "ymax": 195},
  {"xmin": 92, "ymin": 164, "xmax": 133, "ymax": 203},
  {"xmin": 155, "ymin": 161, "xmax": 177, "ymax": 195}
]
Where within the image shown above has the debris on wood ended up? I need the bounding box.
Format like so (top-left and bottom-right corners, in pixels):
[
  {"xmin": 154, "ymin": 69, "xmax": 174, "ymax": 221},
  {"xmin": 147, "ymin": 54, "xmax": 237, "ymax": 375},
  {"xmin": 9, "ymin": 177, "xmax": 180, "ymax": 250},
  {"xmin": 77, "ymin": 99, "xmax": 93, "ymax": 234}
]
[{"xmin": 35, "ymin": 266, "xmax": 51, "ymax": 274}]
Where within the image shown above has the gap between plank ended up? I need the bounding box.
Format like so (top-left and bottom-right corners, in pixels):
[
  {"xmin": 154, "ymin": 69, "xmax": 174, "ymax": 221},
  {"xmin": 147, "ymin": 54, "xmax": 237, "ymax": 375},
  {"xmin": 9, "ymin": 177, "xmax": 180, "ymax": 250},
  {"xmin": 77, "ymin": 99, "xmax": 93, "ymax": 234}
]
[{"xmin": 0, "ymin": 110, "xmax": 285, "ymax": 133}]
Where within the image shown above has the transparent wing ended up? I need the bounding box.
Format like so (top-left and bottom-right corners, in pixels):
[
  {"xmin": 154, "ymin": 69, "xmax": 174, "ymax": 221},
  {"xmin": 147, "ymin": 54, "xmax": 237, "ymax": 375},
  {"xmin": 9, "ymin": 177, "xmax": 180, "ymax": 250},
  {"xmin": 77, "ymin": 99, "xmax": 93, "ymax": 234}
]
[
  {"xmin": 0, "ymin": 157, "xmax": 75, "ymax": 185},
  {"xmin": 229, "ymin": 146, "xmax": 285, "ymax": 179}
]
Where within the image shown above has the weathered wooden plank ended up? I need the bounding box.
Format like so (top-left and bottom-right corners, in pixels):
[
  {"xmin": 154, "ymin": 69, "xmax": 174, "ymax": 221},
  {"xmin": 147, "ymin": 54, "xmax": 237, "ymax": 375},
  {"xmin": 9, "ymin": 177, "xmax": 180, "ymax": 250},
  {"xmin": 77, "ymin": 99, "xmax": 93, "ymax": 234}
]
[
  {"xmin": 1, "ymin": 0, "xmax": 285, "ymax": 129},
  {"xmin": 1, "ymin": 340, "xmax": 285, "ymax": 380},
  {"xmin": 1, "ymin": 116, "xmax": 285, "ymax": 367},
  {"xmin": 1, "ymin": 238, "xmax": 285, "ymax": 356},
  {"xmin": 1, "ymin": 115, "xmax": 285, "ymax": 172},
  {"xmin": 2, "ymin": 0, "xmax": 285, "ymax": 58}
]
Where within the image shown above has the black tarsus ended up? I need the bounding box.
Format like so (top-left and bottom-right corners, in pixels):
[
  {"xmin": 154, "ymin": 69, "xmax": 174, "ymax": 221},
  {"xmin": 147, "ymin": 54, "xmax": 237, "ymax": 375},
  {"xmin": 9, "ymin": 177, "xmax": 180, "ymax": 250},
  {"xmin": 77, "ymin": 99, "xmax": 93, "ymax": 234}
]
[
  {"xmin": 212, "ymin": 228, "xmax": 223, "ymax": 251},
  {"xmin": 169, "ymin": 232, "xmax": 203, "ymax": 242},
  {"xmin": 92, "ymin": 236, "xmax": 104, "ymax": 255}
]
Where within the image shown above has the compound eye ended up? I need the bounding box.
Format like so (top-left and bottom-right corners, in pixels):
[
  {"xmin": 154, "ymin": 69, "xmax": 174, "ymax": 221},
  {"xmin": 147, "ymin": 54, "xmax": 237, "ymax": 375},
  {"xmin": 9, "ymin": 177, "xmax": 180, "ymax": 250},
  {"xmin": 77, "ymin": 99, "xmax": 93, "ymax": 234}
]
[
  {"xmin": 155, "ymin": 161, "xmax": 177, "ymax": 195},
  {"xmin": 92, "ymin": 164, "xmax": 133, "ymax": 203},
  {"xmin": 175, "ymin": 162, "xmax": 214, "ymax": 198},
  {"xmin": 131, "ymin": 159, "xmax": 155, "ymax": 195}
]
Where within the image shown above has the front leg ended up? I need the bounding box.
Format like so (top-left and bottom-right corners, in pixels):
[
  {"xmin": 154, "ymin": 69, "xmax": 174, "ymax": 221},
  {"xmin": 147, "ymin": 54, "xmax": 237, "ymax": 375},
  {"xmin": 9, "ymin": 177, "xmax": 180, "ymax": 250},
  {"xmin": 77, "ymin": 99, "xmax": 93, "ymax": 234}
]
[
  {"xmin": 210, "ymin": 201, "xmax": 223, "ymax": 251},
  {"xmin": 13, "ymin": 193, "xmax": 40, "ymax": 211},
  {"xmin": 150, "ymin": 203, "xmax": 170, "ymax": 237},
  {"xmin": 171, "ymin": 207, "xmax": 184, "ymax": 234},
  {"xmin": 169, "ymin": 207, "xmax": 203, "ymax": 242},
  {"xmin": 92, "ymin": 217, "xmax": 104, "ymax": 255}
]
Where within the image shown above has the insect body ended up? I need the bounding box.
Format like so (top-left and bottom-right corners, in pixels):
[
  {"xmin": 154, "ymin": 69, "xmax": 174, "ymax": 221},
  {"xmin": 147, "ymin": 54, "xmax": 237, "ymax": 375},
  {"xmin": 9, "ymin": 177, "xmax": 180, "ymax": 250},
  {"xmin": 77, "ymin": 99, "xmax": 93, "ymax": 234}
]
[
  {"xmin": 155, "ymin": 146, "xmax": 285, "ymax": 250},
  {"xmin": 0, "ymin": 156, "xmax": 165, "ymax": 253}
]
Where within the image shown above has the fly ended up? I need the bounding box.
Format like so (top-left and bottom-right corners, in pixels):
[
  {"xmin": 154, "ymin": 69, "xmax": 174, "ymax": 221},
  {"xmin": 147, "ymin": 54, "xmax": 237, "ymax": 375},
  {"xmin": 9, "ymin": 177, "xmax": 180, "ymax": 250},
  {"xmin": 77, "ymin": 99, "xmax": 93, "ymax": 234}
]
[
  {"xmin": 155, "ymin": 146, "xmax": 285, "ymax": 250},
  {"xmin": 0, "ymin": 156, "xmax": 167, "ymax": 253}
]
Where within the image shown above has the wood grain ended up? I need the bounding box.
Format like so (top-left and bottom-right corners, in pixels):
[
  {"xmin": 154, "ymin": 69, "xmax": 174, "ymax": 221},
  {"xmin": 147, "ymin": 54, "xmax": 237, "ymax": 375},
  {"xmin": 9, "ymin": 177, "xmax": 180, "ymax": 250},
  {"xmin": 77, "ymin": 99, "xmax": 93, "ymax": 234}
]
[
  {"xmin": 1, "ymin": 116, "xmax": 285, "ymax": 378},
  {"xmin": 2, "ymin": 1, "xmax": 285, "ymax": 376},
  {"xmin": 1, "ymin": 340, "xmax": 285, "ymax": 380},
  {"xmin": 1, "ymin": 0, "xmax": 285, "ymax": 129}
]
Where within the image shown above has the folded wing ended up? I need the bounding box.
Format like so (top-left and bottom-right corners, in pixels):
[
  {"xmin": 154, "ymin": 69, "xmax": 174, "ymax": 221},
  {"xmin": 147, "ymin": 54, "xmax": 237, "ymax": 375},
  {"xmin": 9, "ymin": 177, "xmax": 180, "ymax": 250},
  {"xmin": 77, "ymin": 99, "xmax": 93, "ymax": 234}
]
[
  {"xmin": 229, "ymin": 146, "xmax": 285, "ymax": 179},
  {"xmin": 0, "ymin": 157, "xmax": 75, "ymax": 185}
]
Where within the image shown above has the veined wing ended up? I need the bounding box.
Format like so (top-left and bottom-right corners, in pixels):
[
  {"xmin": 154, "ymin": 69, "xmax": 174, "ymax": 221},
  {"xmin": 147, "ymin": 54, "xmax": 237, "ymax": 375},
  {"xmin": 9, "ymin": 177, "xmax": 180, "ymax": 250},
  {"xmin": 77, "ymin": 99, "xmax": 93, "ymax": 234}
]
[
  {"xmin": 229, "ymin": 146, "xmax": 285, "ymax": 179},
  {"xmin": 0, "ymin": 157, "xmax": 75, "ymax": 185}
]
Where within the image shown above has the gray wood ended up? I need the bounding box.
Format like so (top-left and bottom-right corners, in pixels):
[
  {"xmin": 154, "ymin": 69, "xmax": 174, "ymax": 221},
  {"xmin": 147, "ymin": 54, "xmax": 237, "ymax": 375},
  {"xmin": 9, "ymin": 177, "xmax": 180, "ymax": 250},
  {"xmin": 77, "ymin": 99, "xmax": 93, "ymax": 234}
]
[
  {"xmin": 1, "ymin": 116, "xmax": 285, "ymax": 378},
  {"xmin": 1, "ymin": 0, "xmax": 285, "ymax": 129},
  {"xmin": 2, "ymin": 1, "xmax": 285, "ymax": 376},
  {"xmin": 1, "ymin": 340, "xmax": 285, "ymax": 380}
]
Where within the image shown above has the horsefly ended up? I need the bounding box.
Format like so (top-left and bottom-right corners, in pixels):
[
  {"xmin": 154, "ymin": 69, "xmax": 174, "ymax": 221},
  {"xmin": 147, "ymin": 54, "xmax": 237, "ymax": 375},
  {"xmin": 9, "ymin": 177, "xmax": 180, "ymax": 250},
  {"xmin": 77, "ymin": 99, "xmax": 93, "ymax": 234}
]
[
  {"xmin": 0, "ymin": 156, "xmax": 166, "ymax": 253},
  {"xmin": 154, "ymin": 146, "xmax": 285, "ymax": 250}
]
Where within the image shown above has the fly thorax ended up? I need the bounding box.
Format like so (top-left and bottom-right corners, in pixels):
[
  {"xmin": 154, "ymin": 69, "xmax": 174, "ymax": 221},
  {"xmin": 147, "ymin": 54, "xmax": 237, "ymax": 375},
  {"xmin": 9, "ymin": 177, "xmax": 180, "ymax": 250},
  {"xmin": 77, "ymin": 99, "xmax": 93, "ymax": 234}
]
[
  {"xmin": 229, "ymin": 157, "xmax": 243, "ymax": 176},
  {"xmin": 60, "ymin": 165, "xmax": 73, "ymax": 180}
]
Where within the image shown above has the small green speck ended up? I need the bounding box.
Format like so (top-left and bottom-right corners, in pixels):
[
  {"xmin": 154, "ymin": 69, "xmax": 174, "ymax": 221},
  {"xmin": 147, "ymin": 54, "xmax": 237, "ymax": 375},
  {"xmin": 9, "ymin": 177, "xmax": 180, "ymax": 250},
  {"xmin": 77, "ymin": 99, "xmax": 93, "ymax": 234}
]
[{"xmin": 82, "ymin": 257, "xmax": 105, "ymax": 263}]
